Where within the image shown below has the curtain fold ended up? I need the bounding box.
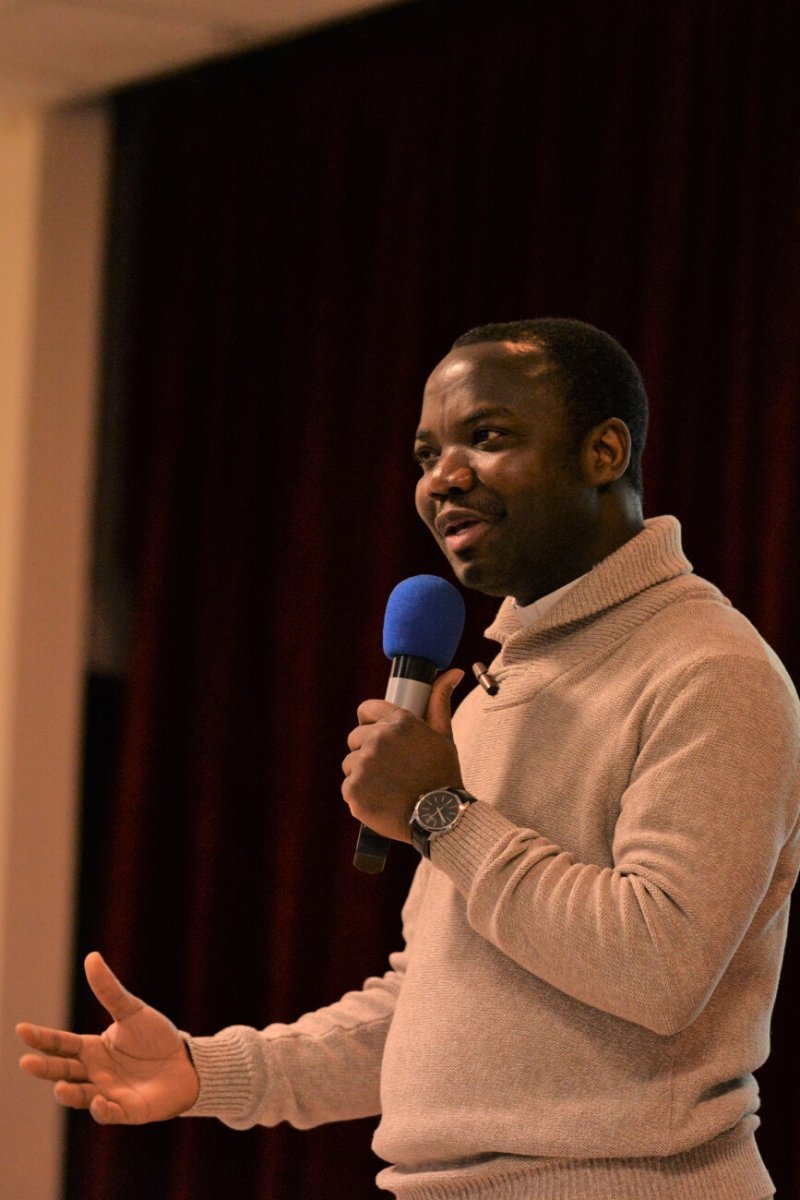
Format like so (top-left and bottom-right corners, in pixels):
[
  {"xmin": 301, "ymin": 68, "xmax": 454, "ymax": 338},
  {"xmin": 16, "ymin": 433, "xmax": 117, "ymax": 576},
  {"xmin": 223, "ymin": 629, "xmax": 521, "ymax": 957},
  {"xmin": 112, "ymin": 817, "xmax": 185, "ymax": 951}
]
[{"xmin": 70, "ymin": 1, "xmax": 800, "ymax": 1196}]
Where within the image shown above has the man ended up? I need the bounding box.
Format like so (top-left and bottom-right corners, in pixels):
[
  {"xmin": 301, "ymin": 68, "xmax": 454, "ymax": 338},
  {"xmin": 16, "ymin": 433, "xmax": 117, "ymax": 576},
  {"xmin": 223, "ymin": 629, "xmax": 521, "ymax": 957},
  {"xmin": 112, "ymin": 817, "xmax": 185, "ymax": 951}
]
[{"xmin": 18, "ymin": 320, "xmax": 798, "ymax": 1199}]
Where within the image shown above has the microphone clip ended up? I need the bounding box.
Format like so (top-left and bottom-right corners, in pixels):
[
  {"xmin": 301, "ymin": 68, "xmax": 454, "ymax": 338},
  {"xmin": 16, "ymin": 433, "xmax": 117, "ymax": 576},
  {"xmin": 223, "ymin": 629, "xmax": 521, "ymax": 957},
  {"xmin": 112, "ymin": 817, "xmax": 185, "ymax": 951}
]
[{"xmin": 472, "ymin": 662, "xmax": 499, "ymax": 696}]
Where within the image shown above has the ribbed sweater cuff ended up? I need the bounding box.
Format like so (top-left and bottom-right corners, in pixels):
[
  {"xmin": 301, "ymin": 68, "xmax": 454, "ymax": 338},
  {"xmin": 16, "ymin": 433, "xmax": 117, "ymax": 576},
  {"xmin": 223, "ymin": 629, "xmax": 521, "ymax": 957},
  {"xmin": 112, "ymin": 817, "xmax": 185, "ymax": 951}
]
[
  {"xmin": 430, "ymin": 800, "xmax": 521, "ymax": 889},
  {"xmin": 181, "ymin": 1029, "xmax": 259, "ymax": 1122}
]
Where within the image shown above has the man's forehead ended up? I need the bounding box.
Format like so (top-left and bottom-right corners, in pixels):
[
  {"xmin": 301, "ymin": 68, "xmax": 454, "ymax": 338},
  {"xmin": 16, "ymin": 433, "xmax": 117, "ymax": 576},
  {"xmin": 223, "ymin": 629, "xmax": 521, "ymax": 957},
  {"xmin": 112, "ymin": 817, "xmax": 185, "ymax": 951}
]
[{"xmin": 424, "ymin": 340, "xmax": 560, "ymax": 401}]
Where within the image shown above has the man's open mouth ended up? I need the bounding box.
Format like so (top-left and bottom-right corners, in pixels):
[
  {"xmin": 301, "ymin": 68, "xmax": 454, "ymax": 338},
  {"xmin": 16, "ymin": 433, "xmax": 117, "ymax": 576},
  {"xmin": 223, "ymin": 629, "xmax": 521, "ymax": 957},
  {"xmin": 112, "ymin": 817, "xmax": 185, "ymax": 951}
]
[{"xmin": 435, "ymin": 509, "xmax": 493, "ymax": 553}]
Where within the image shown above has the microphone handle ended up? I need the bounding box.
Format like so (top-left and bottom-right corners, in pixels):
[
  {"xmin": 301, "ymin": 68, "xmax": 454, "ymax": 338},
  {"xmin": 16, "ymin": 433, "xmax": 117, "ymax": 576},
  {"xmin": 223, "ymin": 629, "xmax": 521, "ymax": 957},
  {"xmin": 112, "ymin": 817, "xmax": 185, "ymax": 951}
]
[{"xmin": 353, "ymin": 657, "xmax": 436, "ymax": 874}]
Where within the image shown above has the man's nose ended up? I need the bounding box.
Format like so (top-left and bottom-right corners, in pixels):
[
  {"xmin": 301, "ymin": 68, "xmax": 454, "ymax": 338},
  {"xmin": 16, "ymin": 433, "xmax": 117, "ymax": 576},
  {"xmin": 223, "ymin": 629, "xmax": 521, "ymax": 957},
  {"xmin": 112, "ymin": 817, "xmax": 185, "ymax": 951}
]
[{"xmin": 425, "ymin": 447, "xmax": 475, "ymax": 496}]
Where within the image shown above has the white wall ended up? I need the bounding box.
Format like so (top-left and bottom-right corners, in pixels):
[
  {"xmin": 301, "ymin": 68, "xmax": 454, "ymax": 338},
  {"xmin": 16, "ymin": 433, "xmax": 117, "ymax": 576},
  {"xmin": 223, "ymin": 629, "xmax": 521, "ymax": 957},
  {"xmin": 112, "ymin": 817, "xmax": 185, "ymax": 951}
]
[{"xmin": 0, "ymin": 100, "xmax": 109, "ymax": 1200}]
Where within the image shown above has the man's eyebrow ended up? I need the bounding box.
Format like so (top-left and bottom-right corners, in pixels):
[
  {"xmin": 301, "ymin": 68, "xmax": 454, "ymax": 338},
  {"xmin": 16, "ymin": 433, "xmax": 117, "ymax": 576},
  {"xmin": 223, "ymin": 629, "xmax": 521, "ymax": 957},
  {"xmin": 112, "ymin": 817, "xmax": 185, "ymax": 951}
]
[{"xmin": 414, "ymin": 405, "xmax": 517, "ymax": 442}]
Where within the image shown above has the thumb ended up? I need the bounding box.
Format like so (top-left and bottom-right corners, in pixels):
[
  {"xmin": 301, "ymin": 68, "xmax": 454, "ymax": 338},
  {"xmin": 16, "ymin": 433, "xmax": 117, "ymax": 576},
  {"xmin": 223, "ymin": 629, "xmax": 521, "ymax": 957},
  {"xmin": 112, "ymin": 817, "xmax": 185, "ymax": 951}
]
[
  {"xmin": 425, "ymin": 668, "xmax": 464, "ymax": 735},
  {"xmin": 85, "ymin": 952, "xmax": 144, "ymax": 1023}
]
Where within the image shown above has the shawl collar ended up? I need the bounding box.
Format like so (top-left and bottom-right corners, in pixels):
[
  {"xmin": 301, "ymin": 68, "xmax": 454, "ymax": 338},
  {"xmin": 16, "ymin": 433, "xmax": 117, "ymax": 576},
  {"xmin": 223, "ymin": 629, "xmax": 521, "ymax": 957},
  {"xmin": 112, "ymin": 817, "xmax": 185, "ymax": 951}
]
[{"xmin": 485, "ymin": 516, "xmax": 693, "ymax": 651}]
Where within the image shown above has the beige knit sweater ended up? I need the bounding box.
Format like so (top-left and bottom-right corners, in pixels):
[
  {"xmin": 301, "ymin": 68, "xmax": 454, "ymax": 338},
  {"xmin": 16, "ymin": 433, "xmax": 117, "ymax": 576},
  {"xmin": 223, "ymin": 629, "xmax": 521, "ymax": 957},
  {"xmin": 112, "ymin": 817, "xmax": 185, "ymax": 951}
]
[{"xmin": 187, "ymin": 517, "xmax": 800, "ymax": 1199}]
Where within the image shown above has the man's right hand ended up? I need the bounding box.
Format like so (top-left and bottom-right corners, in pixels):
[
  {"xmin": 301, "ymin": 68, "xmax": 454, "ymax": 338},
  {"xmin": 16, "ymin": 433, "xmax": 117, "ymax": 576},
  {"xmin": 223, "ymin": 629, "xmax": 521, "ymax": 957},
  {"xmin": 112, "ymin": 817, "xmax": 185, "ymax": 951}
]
[{"xmin": 16, "ymin": 951, "xmax": 199, "ymax": 1125}]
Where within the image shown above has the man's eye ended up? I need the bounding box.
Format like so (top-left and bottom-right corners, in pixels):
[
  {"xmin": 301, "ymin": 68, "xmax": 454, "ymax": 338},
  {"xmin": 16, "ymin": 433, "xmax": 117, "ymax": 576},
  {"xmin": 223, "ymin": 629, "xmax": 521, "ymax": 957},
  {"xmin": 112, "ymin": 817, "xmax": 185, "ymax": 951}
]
[
  {"xmin": 413, "ymin": 445, "xmax": 437, "ymax": 467},
  {"xmin": 473, "ymin": 427, "xmax": 504, "ymax": 446}
]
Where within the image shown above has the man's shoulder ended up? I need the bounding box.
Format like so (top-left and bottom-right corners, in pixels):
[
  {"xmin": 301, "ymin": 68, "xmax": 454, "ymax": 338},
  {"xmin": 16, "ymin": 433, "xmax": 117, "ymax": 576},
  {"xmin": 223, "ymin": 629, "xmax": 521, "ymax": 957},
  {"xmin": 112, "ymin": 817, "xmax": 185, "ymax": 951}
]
[
  {"xmin": 630, "ymin": 572, "xmax": 797, "ymax": 706},
  {"xmin": 647, "ymin": 573, "xmax": 763, "ymax": 652}
]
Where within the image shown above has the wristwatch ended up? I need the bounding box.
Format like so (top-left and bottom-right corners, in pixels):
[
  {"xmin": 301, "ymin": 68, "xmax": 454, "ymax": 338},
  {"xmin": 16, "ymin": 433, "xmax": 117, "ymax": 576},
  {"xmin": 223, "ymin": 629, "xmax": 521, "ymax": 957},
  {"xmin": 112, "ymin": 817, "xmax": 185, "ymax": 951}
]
[{"xmin": 409, "ymin": 787, "xmax": 476, "ymax": 858}]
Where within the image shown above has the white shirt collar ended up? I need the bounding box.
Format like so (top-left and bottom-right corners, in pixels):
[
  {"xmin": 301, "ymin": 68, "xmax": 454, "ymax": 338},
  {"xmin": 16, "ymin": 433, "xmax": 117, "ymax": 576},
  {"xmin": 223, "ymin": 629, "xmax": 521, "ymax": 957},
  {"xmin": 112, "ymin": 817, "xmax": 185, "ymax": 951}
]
[{"xmin": 513, "ymin": 574, "xmax": 586, "ymax": 627}]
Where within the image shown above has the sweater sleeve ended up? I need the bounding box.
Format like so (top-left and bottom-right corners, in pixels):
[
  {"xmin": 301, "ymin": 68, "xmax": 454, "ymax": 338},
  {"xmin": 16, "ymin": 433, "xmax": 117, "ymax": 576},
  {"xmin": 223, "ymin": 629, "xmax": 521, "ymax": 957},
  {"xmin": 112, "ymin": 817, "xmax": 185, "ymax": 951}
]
[
  {"xmin": 182, "ymin": 862, "xmax": 429, "ymax": 1129},
  {"xmin": 432, "ymin": 653, "xmax": 800, "ymax": 1035}
]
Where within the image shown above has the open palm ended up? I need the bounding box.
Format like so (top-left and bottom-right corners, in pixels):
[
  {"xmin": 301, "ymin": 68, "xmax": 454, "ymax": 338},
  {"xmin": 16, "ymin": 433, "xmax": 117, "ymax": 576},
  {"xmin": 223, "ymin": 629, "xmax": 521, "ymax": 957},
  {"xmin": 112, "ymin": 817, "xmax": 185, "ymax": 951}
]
[{"xmin": 17, "ymin": 952, "xmax": 198, "ymax": 1124}]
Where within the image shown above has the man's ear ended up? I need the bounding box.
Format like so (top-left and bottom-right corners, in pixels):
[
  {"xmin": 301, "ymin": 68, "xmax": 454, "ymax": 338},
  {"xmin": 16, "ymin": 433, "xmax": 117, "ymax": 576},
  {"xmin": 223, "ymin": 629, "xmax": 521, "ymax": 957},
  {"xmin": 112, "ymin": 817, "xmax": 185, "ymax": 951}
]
[{"xmin": 580, "ymin": 418, "xmax": 632, "ymax": 486}]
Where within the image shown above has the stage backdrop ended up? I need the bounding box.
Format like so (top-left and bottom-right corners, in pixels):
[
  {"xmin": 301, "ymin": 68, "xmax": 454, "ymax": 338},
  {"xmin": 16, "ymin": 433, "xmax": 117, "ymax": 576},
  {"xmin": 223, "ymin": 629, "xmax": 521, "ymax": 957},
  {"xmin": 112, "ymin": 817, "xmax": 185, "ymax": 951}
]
[{"xmin": 69, "ymin": 1, "xmax": 800, "ymax": 1196}]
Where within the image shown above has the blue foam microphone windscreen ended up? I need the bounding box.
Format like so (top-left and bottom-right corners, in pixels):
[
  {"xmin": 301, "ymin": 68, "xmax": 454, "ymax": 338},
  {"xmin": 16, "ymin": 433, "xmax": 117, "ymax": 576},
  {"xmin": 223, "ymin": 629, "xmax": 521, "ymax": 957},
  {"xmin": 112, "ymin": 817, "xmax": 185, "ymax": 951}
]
[{"xmin": 382, "ymin": 575, "xmax": 466, "ymax": 669}]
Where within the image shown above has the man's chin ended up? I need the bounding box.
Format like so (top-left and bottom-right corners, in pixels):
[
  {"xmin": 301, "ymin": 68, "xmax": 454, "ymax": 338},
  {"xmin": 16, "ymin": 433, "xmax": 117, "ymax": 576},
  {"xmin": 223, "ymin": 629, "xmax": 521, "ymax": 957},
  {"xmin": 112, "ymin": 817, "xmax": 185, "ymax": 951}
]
[{"xmin": 448, "ymin": 556, "xmax": 509, "ymax": 599}]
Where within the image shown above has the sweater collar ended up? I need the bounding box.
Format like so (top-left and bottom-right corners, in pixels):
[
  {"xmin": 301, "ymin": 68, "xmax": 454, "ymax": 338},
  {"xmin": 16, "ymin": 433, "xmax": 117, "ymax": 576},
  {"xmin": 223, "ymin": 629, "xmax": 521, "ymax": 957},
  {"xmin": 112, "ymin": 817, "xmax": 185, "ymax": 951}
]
[
  {"xmin": 513, "ymin": 572, "xmax": 587, "ymax": 627},
  {"xmin": 485, "ymin": 516, "xmax": 692, "ymax": 647}
]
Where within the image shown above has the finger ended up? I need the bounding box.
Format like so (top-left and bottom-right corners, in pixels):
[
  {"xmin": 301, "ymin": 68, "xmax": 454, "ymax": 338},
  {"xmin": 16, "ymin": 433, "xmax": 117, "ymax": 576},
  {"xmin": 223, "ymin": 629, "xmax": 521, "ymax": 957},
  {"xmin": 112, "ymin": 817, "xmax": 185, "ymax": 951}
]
[
  {"xmin": 356, "ymin": 699, "xmax": 398, "ymax": 725},
  {"xmin": 348, "ymin": 708, "xmax": 406, "ymax": 750},
  {"xmin": 16, "ymin": 1022, "xmax": 83, "ymax": 1058},
  {"xmin": 84, "ymin": 952, "xmax": 143, "ymax": 1023},
  {"xmin": 346, "ymin": 725, "xmax": 364, "ymax": 752},
  {"xmin": 425, "ymin": 669, "xmax": 464, "ymax": 735},
  {"xmin": 89, "ymin": 1094, "xmax": 128, "ymax": 1125},
  {"xmin": 54, "ymin": 1080, "xmax": 98, "ymax": 1111},
  {"xmin": 19, "ymin": 1052, "xmax": 87, "ymax": 1083}
]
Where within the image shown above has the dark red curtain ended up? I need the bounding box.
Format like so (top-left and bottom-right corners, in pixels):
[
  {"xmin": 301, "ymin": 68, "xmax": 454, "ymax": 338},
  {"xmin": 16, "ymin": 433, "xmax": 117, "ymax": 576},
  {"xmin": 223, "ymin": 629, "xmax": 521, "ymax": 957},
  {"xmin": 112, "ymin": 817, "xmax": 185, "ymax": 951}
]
[{"xmin": 69, "ymin": 1, "xmax": 800, "ymax": 1196}]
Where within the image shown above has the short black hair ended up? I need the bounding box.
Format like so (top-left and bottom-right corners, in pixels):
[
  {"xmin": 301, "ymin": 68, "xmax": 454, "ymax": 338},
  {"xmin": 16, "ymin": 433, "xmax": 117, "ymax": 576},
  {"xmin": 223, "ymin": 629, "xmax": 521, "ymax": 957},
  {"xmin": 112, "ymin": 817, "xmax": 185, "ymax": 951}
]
[{"xmin": 452, "ymin": 318, "xmax": 648, "ymax": 498}]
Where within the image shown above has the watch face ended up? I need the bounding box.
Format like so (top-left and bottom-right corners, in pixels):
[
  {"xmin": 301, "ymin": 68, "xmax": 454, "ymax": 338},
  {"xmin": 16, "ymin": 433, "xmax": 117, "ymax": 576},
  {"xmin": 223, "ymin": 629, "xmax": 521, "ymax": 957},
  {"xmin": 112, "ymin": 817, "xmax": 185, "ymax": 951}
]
[{"xmin": 416, "ymin": 790, "xmax": 461, "ymax": 832}]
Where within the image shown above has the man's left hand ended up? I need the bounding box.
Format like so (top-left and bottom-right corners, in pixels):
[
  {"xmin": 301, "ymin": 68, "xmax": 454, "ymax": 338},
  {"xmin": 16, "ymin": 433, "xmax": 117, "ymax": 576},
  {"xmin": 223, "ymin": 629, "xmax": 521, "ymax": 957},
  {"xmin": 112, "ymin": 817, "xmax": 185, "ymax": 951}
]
[{"xmin": 342, "ymin": 669, "xmax": 464, "ymax": 843}]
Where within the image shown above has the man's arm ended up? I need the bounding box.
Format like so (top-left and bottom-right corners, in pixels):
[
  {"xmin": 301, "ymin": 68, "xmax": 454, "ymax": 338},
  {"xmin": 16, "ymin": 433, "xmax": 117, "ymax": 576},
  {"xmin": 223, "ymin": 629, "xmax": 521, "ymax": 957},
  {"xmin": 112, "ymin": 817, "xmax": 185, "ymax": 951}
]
[
  {"xmin": 19, "ymin": 867, "xmax": 425, "ymax": 1129},
  {"xmin": 183, "ymin": 954, "xmax": 405, "ymax": 1130},
  {"xmin": 440, "ymin": 654, "xmax": 800, "ymax": 1034}
]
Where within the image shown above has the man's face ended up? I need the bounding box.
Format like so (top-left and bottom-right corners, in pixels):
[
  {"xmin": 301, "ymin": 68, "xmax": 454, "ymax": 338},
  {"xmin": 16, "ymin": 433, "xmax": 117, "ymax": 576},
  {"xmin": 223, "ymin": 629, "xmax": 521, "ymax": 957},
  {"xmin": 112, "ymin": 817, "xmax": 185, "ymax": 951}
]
[{"xmin": 414, "ymin": 341, "xmax": 599, "ymax": 606}]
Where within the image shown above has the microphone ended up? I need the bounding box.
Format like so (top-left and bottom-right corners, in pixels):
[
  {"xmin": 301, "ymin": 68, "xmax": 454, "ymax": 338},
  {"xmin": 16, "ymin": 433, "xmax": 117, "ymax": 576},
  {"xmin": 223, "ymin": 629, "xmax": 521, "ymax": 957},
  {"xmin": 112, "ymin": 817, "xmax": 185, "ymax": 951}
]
[{"xmin": 353, "ymin": 575, "xmax": 466, "ymax": 874}]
